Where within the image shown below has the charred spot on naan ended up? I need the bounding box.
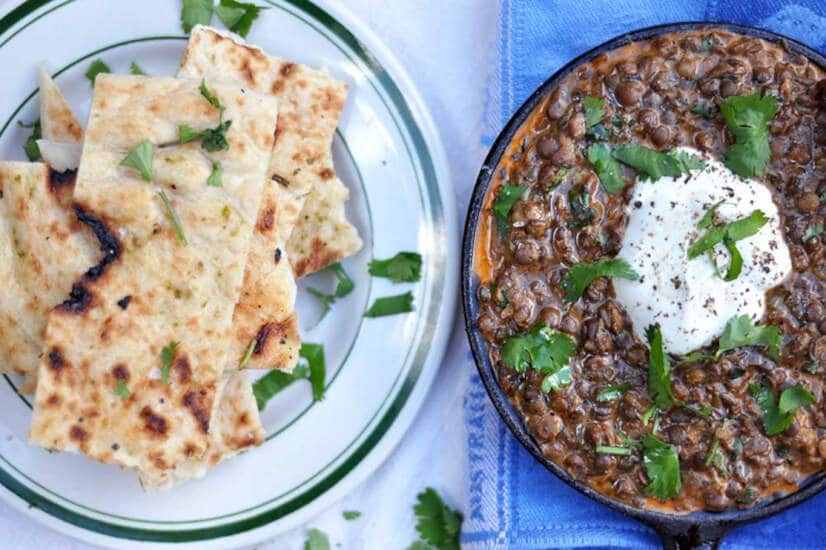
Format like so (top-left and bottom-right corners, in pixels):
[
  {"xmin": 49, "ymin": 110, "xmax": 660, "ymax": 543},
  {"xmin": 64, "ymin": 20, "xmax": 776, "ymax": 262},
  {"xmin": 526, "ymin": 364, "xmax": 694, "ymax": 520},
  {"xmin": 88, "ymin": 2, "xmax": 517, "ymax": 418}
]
[
  {"xmin": 174, "ymin": 355, "xmax": 192, "ymax": 383},
  {"xmin": 47, "ymin": 347, "xmax": 68, "ymax": 372},
  {"xmin": 293, "ymin": 237, "xmax": 338, "ymax": 279},
  {"xmin": 253, "ymin": 319, "xmax": 295, "ymax": 355},
  {"xmin": 111, "ymin": 363, "xmax": 129, "ymax": 382},
  {"xmin": 182, "ymin": 389, "xmax": 212, "ymax": 434},
  {"xmin": 72, "ymin": 204, "xmax": 121, "ymax": 281},
  {"xmin": 140, "ymin": 406, "xmax": 168, "ymax": 438},
  {"xmin": 256, "ymin": 204, "xmax": 275, "ymax": 233},
  {"xmin": 47, "ymin": 169, "xmax": 76, "ymax": 208}
]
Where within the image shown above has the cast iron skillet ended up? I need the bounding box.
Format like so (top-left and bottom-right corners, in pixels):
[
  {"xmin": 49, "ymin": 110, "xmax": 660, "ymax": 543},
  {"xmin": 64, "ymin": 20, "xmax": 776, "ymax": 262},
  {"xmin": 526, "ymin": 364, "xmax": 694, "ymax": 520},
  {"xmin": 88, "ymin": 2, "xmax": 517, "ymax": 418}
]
[{"xmin": 462, "ymin": 22, "xmax": 826, "ymax": 550}]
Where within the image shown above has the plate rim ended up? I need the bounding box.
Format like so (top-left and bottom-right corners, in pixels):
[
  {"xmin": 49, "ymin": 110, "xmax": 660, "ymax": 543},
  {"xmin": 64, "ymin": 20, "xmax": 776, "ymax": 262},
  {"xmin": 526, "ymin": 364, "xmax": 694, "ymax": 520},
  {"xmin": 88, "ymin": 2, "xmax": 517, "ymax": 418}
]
[{"xmin": 0, "ymin": 0, "xmax": 458, "ymax": 547}]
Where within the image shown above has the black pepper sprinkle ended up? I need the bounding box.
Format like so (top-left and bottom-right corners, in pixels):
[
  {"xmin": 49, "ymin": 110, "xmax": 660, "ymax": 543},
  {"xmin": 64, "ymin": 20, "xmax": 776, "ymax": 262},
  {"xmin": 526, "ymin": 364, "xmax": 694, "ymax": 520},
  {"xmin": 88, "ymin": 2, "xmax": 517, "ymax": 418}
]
[{"xmin": 117, "ymin": 296, "xmax": 131, "ymax": 310}]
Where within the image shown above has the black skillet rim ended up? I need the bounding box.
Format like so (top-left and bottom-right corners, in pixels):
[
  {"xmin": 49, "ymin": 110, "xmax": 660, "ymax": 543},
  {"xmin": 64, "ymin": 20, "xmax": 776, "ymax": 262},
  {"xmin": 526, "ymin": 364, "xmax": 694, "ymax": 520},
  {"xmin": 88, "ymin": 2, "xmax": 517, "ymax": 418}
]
[{"xmin": 462, "ymin": 21, "xmax": 826, "ymax": 544}]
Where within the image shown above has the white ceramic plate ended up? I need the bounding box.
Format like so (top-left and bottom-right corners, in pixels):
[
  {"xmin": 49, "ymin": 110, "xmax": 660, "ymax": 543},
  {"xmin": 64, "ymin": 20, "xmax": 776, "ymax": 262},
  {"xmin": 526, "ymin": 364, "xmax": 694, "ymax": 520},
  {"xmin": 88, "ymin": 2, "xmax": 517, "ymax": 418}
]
[{"xmin": 0, "ymin": 1, "xmax": 456, "ymax": 547}]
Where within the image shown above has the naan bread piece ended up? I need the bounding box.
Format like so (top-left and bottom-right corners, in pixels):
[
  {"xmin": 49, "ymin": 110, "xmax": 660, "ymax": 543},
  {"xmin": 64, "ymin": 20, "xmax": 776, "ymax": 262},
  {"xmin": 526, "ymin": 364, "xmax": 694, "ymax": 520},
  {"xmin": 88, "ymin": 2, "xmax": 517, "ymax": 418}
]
[
  {"xmin": 0, "ymin": 163, "xmax": 97, "ymax": 394},
  {"xmin": 38, "ymin": 65, "xmax": 83, "ymax": 143},
  {"xmin": 29, "ymin": 74, "xmax": 278, "ymax": 489},
  {"xmin": 178, "ymin": 25, "xmax": 363, "ymax": 279},
  {"xmin": 36, "ymin": 140, "xmax": 81, "ymax": 172}
]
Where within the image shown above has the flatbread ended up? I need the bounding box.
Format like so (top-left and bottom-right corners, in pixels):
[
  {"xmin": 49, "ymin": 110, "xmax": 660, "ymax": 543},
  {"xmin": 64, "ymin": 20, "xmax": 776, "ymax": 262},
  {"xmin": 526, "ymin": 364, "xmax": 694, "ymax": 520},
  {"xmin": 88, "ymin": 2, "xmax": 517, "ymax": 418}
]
[
  {"xmin": 38, "ymin": 65, "xmax": 83, "ymax": 143},
  {"xmin": 0, "ymin": 163, "xmax": 97, "ymax": 394},
  {"xmin": 178, "ymin": 25, "xmax": 363, "ymax": 280},
  {"xmin": 29, "ymin": 74, "xmax": 277, "ymax": 488}
]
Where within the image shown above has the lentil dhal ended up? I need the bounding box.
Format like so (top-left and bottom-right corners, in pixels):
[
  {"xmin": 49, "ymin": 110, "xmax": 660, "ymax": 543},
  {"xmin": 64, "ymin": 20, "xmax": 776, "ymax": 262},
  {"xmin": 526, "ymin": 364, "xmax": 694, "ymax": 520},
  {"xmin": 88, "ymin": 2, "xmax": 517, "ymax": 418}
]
[{"xmin": 474, "ymin": 29, "xmax": 826, "ymax": 512}]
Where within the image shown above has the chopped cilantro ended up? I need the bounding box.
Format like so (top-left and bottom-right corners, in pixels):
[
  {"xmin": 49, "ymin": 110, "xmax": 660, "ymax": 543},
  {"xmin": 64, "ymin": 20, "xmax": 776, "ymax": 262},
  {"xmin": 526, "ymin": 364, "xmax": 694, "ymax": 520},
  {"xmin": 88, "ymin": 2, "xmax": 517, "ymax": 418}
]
[
  {"xmin": 596, "ymin": 382, "xmax": 631, "ymax": 402},
  {"xmin": 749, "ymin": 382, "xmax": 814, "ymax": 436},
  {"xmin": 114, "ymin": 379, "xmax": 130, "ymax": 400},
  {"xmin": 85, "ymin": 59, "xmax": 110, "ymax": 85},
  {"xmin": 18, "ymin": 119, "xmax": 41, "ymax": 161},
  {"xmin": 568, "ymin": 185, "xmax": 597, "ymax": 227},
  {"xmin": 646, "ymin": 324, "xmax": 678, "ymax": 410},
  {"xmin": 364, "ymin": 291, "xmax": 414, "ymax": 318},
  {"xmin": 413, "ymin": 488, "xmax": 462, "ymax": 550},
  {"xmin": 705, "ymin": 436, "xmax": 727, "ymax": 475},
  {"xmin": 561, "ymin": 258, "xmax": 639, "ymax": 303},
  {"xmin": 642, "ymin": 404, "xmax": 657, "ymax": 426},
  {"xmin": 215, "ymin": 0, "xmax": 267, "ymax": 37},
  {"xmin": 586, "ymin": 142, "xmax": 625, "ymax": 194},
  {"xmin": 688, "ymin": 209, "xmax": 768, "ymax": 281},
  {"xmin": 719, "ymin": 93, "xmax": 778, "ymax": 178},
  {"xmin": 343, "ymin": 510, "xmax": 361, "ymax": 521},
  {"xmin": 500, "ymin": 324, "xmax": 576, "ymax": 393},
  {"xmin": 492, "ymin": 182, "xmax": 528, "ymax": 232},
  {"xmin": 641, "ymin": 434, "xmax": 682, "ymax": 500},
  {"xmin": 160, "ymin": 341, "xmax": 178, "ymax": 385},
  {"xmin": 201, "ymin": 120, "xmax": 232, "ymax": 152},
  {"xmin": 304, "ymin": 528, "xmax": 330, "ymax": 550},
  {"xmin": 611, "ymin": 144, "xmax": 704, "ymax": 181},
  {"xmin": 252, "ymin": 343, "xmax": 325, "ymax": 409},
  {"xmin": 307, "ymin": 262, "xmax": 355, "ymax": 321},
  {"xmin": 717, "ymin": 314, "xmax": 781, "ymax": 360},
  {"xmin": 582, "ymin": 95, "xmax": 605, "ymax": 130},
  {"xmin": 181, "ymin": 0, "xmax": 214, "ymax": 33},
  {"xmin": 120, "ymin": 141, "xmax": 154, "ymax": 181},
  {"xmin": 368, "ymin": 251, "xmax": 422, "ymax": 283},
  {"xmin": 157, "ymin": 190, "xmax": 188, "ymax": 246},
  {"xmin": 207, "ymin": 159, "xmax": 223, "ymax": 187},
  {"xmin": 129, "ymin": 62, "xmax": 145, "ymax": 75},
  {"xmin": 178, "ymin": 124, "xmax": 203, "ymax": 144},
  {"xmin": 199, "ymin": 79, "xmax": 225, "ymax": 113}
]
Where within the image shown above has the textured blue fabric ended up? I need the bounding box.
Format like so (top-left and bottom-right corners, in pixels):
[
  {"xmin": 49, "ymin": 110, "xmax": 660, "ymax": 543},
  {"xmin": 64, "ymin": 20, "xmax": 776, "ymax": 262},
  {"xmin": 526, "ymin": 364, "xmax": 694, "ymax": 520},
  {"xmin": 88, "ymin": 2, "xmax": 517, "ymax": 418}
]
[{"xmin": 466, "ymin": 2, "xmax": 826, "ymax": 548}]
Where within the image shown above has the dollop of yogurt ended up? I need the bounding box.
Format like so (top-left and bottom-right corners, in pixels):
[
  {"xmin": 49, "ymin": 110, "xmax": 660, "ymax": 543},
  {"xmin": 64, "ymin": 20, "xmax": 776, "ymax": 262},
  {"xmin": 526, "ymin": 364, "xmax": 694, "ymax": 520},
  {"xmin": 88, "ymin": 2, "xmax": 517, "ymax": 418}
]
[{"xmin": 613, "ymin": 147, "xmax": 792, "ymax": 355}]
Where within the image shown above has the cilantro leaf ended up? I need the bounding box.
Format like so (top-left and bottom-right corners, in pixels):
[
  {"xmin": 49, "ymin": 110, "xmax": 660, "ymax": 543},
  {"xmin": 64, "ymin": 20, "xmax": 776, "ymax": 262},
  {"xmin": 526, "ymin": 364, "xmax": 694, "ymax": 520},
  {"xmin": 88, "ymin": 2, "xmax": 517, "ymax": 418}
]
[
  {"xmin": 717, "ymin": 314, "xmax": 781, "ymax": 360},
  {"xmin": 596, "ymin": 382, "xmax": 631, "ymax": 402},
  {"xmin": 178, "ymin": 124, "xmax": 203, "ymax": 144},
  {"xmin": 238, "ymin": 338, "xmax": 256, "ymax": 369},
  {"xmin": 413, "ymin": 488, "xmax": 462, "ymax": 550},
  {"xmin": 304, "ymin": 528, "xmax": 330, "ymax": 550},
  {"xmin": 725, "ymin": 210, "xmax": 769, "ymax": 241},
  {"xmin": 722, "ymin": 237, "xmax": 743, "ymax": 281},
  {"xmin": 587, "ymin": 142, "xmax": 625, "ymax": 194},
  {"xmin": 719, "ymin": 93, "xmax": 778, "ymax": 178},
  {"xmin": 199, "ymin": 79, "xmax": 224, "ymax": 113},
  {"xmin": 201, "ymin": 120, "xmax": 232, "ymax": 152},
  {"xmin": 582, "ymin": 95, "xmax": 605, "ymax": 130},
  {"xmin": 697, "ymin": 200, "xmax": 725, "ymax": 230},
  {"xmin": 561, "ymin": 258, "xmax": 639, "ymax": 303},
  {"xmin": 215, "ymin": 0, "xmax": 267, "ymax": 37},
  {"xmin": 18, "ymin": 119, "xmax": 42, "ymax": 161},
  {"xmin": 157, "ymin": 190, "xmax": 188, "ymax": 246},
  {"xmin": 641, "ymin": 434, "xmax": 682, "ymax": 500},
  {"xmin": 129, "ymin": 62, "xmax": 146, "ymax": 75},
  {"xmin": 368, "ymin": 251, "xmax": 422, "ymax": 283},
  {"xmin": 181, "ymin": 0, "xmax": 213, "ymax": 33},
  {"xmin": 114, "ymin": 379, "xmax": 130, "ymax": 400},
  {"xmin": 252, "ymin": 343, "xmax": 325, "ymax": 409},
  {"xmin": 365, "ymin": 291, "xmax": 414, "ymax": 318},
  {"xmin": 567, "ymin": 185, "xmax": 597, "ymax": 227},
  {"xmin": 343, "ymin": 510, "xmax": 361, "ymax": 520},
  {"xmin": 492, "ymin": 182, "xmax": 528, "ymax": 232},
  {"xmin": 500, "ymin": 325, "xmax": 576, "ymax": 393},
  {"xmin": 160, "ymin": 341, "xmax": 178, "ymax": 385},
  {"xmin": 705, "ymin": 436, "xmax": 727, "ymax": 475},
  {"xmin": 307, "ymin": 262, "xmax": 354, "ymax": 321},
  {"xmin": 612, "ymin": 144, "xmax": 703, "ymax": 181},
  {"xmin": 85, "ymin": 59, "xmax": 110, "ymax": 85},
  {"xmin": 207, "ymin": 160, "xmax": 223, "ymax": 187},
  {"xmin": 750, "ymin": 383, "xmax": 813, "ymax": 436},
  {"xmin": 687, "ymin": 209, "xmax": 768, "ymax": 280},
  {"xmin": 121, "ymin": 141, "xmax": 154, "ymax": 181},
  {"xmin": 646, "ymin": 324, "xmax": 678, "ymax": 410}
]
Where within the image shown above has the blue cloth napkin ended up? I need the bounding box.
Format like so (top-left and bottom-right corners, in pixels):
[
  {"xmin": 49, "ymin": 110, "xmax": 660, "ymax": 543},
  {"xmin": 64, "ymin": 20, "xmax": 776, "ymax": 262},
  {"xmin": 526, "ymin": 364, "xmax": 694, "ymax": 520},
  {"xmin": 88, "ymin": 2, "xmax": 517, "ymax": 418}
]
[{"xmin": 465, "ymin": 1, "xmax": 826, "ymax": 548}]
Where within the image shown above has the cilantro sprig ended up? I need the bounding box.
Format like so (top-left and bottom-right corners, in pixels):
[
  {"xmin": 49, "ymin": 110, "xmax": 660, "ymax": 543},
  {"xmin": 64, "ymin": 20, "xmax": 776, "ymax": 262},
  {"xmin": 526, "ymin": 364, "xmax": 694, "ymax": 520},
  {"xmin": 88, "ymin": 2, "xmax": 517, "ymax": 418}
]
[
  {"xmin": 567, "ymin": 185, "xmax": 597, "ymax": 227},
  {"xmin": 583, "ymin": 95, "xmax": 605, "ymax": 131},
  {"xmin": 307, "ymin": 262, "xmax": 354, "ymax": 321},
  {"xmin": 18, "ymin": 119, "xmax": 41, "ymax": 161},
  {"xmin": 500, "ymin": 324, "xmax": 577, "ymax": 393},
  {"xmin": 561, "ymin": 258, "xmax": 639, "ymax": 303},
  {"xmin": 492, "ymin": 182, "xmax": 528, "ymax": 232},
  {"xmin": 368, "ymin": 252, "xmax": 422, "ymax": 283},
  {"xmin": 596, "ymin": 382, "xmax": 631, "ymax": 402},
  {"xmin": 749, "ymin": 382, "xmax": 814, "ymax": 436},
  {"xmin": 719, "ymin": 93, "xmax": 778, "ymax": 178},
  {"xmin": 157, "ymin": 190, "xmax": 188, "ymax": 246},
  {"xmin": 641, "ymin": 434, "xmax": 682, "ymax": 501},
  {"xmin": 612, "ymin": 144, "xmax": 705, "ymax": 181},
  {"xmin": 303, "ymin": 528, "xmax": 329, "ymax": 550},
  {"xmin": 121, "ymin": 141, "xmax": 154, "ymax": 181},
  {"xmin": 412, "ymin": 488, "xmax": 462, "ymax": 550},
  {"xmin": 688, "ymin": 208, "xmax": 768, "ymax": 281},
  {"xmin": 252, "ymin": 343, "xmax": 326, "ymax": 409},
  {"xmin": 85, "ymin": 59, "xmax": 110, "ymax": 85},
  {"xmin": 129, "ymin": 62, "xmax": 146, "ymax": 75},
  {"xmin": 181, "ymin": 0, "xmax": 266, "ymax": 37},
  {"xmin": 717, "ymin": 314, "xmax": 781, "ymax": 360},
  {"xmin": 646, "ymin": 324, "xmax": 679, "ymax": 410},
  {"xmin": 586, "ymin": 142, "xmax": 625, "ymax": 194}
]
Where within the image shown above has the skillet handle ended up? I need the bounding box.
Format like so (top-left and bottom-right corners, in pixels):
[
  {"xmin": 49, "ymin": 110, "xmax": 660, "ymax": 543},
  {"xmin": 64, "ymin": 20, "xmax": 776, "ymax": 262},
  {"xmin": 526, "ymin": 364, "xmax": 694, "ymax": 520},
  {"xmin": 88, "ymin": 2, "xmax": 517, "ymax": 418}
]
[{"xmin": 657, "ymin": 525, "xmax": 728, "ymax": 550}]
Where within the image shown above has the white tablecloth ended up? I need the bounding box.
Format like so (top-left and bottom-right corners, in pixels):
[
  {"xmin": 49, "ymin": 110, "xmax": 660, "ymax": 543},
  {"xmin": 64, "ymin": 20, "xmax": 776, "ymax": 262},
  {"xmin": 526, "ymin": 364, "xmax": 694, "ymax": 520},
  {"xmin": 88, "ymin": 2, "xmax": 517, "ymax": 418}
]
[{"xmin": 0, "ymin": 0, "xmax": 497, "ymax": 547}]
